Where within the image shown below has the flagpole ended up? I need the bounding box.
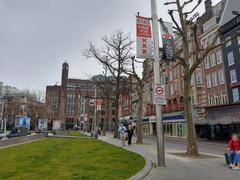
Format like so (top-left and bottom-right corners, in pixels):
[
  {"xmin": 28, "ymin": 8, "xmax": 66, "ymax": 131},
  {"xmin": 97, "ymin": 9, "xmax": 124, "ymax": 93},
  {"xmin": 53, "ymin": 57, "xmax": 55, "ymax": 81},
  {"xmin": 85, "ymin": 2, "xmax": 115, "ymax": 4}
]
[{"xmin": 151, "ymin": 0, "xmax": 165, "ymax": 167}]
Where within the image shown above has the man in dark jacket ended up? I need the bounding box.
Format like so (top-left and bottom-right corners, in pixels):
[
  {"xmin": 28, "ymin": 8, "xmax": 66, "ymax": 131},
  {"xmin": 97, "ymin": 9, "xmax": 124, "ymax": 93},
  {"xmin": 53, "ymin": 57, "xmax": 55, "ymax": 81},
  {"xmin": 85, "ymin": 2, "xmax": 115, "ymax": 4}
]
[{"xmin": 127, "ymin": 124, "xmax": 134, "ymax": 145}]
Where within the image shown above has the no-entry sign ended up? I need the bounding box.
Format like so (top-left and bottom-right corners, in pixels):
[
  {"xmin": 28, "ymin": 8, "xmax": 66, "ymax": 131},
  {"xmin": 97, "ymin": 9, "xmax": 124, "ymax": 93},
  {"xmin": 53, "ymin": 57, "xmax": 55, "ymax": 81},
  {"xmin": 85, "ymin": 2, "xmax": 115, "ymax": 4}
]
[
  {"xmin": 154, "ymin": 84, "xmax": 166, "ymax": 105},
  {"xmin": 89, "ymin": 99, "xmax": 95, "ymax": 107}
]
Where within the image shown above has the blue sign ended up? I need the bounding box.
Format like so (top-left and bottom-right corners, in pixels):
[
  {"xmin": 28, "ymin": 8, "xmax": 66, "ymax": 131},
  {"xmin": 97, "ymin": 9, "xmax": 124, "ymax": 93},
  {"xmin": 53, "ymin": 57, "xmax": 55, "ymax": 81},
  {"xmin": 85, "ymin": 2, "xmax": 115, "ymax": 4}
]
[{"xmin": 15, "ymin": 116, "xmax": 31, "ymax": 129}]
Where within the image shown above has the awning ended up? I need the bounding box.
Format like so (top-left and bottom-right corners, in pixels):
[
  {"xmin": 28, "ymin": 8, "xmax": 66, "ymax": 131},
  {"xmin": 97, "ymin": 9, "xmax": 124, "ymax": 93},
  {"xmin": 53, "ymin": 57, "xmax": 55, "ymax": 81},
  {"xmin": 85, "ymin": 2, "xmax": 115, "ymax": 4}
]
[
  {"xmin": 207, "ymin": 116, "xmax": 240, "ymax": 125},
  {"xmin": 194, "ymin": 118, "xmax": 208, "ymax": 125},
  {"xmin": 163, "ymin": 112, "xmax": 185, "ymax": 123}
]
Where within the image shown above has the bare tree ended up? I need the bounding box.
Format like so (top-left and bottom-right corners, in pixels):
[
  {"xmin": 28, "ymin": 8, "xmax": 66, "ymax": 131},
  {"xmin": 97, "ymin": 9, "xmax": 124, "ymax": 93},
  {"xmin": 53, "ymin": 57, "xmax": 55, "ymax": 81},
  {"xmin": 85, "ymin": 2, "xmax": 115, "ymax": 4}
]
[
  {"xmin": 83, "ymin": 30, "xmax": 134, "ymax": 138},
  {"xmin": 164, "ymin": 0, "xmax": 226, "ymax": 156},
  {"xmin": 124, "ymin": 57, "xmax": 153, "ymax": 143}
]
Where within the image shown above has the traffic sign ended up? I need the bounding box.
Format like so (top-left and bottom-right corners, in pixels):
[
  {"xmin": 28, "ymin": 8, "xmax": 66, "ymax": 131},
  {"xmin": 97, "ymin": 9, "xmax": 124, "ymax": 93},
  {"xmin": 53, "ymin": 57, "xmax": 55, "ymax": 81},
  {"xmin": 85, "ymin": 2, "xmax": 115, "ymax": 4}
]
[
  {"xmin": 154, "ymin": 84, "xmax": 166, "ymax": 105},
  {"xmin": 89, "ymin": 99, "xmax": 95, "ymax": 107}
]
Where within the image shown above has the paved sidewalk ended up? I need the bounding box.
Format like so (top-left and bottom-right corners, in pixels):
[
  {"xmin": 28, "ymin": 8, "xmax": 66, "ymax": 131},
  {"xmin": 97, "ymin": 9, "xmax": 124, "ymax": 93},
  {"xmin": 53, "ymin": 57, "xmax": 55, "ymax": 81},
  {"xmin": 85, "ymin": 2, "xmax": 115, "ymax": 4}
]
[{"xmin": 97, "ymin": 133, "xmax": 240, "ymax": 180}]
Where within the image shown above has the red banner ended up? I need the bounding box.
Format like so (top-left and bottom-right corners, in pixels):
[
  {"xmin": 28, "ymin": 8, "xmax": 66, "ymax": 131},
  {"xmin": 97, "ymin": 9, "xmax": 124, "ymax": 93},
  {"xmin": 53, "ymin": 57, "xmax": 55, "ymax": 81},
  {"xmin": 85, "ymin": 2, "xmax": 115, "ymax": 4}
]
[{"xmin": 136, "ymin": 16, "xmax": 152, "ymax": 58}]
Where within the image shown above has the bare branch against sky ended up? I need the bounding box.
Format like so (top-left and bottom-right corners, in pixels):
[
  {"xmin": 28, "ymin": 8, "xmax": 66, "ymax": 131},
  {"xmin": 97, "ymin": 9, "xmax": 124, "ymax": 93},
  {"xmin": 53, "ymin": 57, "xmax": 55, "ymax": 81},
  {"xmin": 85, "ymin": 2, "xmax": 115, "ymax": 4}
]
[{"xmin": 0, "ymin": 0, "xmax": 221, "ymax": 91}]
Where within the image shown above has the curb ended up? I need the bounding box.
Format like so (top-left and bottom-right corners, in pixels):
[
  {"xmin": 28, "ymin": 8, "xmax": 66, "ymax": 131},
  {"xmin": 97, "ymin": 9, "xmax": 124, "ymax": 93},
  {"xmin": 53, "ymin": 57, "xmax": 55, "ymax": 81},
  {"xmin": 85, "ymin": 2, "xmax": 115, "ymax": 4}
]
[
  {"xmin": 97, "ymin": 136, "xmax": 153, "ymax": 180},
  {"xmin": 128, "ymin": 159, "xmax": 152, "ymax": 180},
  {"xmin": 47, "ymin": 134, "xmax": 93, "ymax": 139},
  {"xmin": 0, "ymin": 138, "xmax": 46, "ymax": 149},
  {"xmin": 166, "ymin": 150, "xmax": 224, "ymax": 158}
]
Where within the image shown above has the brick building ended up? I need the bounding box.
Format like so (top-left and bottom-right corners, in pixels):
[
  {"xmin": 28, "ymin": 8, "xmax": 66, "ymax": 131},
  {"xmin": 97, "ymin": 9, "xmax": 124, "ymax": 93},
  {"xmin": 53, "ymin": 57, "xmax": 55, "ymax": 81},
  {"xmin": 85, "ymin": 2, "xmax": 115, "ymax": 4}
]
[{"xmin": 45, "ymin": 62, "xmax": 116, "ymax": 130}]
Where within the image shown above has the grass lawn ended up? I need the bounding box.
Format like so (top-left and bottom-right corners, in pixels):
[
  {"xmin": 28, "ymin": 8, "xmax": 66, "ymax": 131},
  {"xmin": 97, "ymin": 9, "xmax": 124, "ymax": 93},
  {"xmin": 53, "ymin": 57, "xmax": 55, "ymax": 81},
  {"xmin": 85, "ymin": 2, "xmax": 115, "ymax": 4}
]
[
  {"xmin": 0, "ymin": 138, "xmax": 145, "ymax": 180},
  {"xmin": 64, "ymin": 131, "xmax": 88, "ymax": 137}
]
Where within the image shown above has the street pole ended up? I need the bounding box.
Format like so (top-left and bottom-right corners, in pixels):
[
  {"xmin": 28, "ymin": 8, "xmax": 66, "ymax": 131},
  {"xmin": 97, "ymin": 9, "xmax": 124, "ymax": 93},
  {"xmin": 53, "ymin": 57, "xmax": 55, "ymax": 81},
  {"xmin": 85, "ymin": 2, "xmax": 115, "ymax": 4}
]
[
  {"xmin": 151, "ymin": 0, "xmax": 165, "ymax": 167},
  {"xmin": 0, "ymin": 97, "xmax": 4, "ymax": 131}
]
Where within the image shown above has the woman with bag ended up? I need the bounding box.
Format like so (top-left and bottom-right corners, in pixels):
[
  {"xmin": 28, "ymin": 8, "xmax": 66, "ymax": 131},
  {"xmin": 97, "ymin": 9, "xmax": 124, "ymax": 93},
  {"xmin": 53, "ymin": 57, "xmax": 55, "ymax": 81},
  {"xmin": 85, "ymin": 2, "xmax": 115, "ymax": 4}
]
[{"xmin": 228, "ymin": 133, "xmax": 240, "ymax": 169}]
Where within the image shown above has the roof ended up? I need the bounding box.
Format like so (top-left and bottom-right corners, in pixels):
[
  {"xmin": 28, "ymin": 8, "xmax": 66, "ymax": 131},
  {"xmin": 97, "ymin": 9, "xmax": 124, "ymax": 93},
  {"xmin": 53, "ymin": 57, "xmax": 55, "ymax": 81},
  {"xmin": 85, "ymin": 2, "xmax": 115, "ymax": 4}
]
[
  {"xmin": 197, "ymin": 0, "xmax": 225, "ymax": 25},
  {"xmin": 219, "ymin": 0, "xmax": 240, "ymax": 26}
]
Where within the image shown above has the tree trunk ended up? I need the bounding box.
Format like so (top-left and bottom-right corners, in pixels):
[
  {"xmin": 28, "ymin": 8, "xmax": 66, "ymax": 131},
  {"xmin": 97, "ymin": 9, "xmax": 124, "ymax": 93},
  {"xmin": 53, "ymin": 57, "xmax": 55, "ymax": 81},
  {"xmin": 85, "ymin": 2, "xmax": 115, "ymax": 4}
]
[
  {"xmin": 113, "ymin": 97, "xmax": 119, "ymax": 138},
  {"xmin": 136, "ymin": 86, "xmax": 143, "ymax": 144},
  {"xmin": 184, "ymin": 72, "xmax": 198, "ymax": 156},
  {"xmin": 102, "ymin": 100, "xmax": 109, "ymax": 136}
]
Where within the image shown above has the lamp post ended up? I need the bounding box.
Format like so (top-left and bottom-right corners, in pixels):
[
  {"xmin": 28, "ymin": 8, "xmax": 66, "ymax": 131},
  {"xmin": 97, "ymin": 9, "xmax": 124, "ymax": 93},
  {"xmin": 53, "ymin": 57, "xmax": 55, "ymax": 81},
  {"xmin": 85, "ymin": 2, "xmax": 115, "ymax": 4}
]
[{"xmin": 151, "ymin": 0, "xmax": 165, "ymax": 167}]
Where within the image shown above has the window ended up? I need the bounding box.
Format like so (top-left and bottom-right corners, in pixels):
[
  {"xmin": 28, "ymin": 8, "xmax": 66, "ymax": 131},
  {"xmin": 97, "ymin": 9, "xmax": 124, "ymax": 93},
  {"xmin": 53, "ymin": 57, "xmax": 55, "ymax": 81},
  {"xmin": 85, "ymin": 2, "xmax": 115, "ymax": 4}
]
[
  {"xmin": 196, "ymin": 70, "xmax": 202, "ymax": 84},
  {"xmin": 101, "ymin": 110, "xmax": 105, "ymax": 115},
  {"xmin": 202, "ymin": 38, "xmax": 207, "ymax": 49},
  {"xmin": 237, "ymin": 36, "xmax": 240, "ymax": 45},
  {"xmin": 227, "ymin": 52, "xmax": 234, "ymax": 66},
  {"xmin": 206, "ymin": 74, "xmax": 212, "ymax": 88},
  {"xmin": 216, "ymin": 50, "xmax": 222, "ymax": 64},
  {"xmin": 226, "ymin": 39, "xmax": 232, "ymax": 47},
  {"xmin": 212, "ymin": 72, "xmax": 218, "ymax": 86},
  {"xmin": 170, "ymin": 84, "xmax": 174, "ymax": 95},
  {"xmin": 191, "ymin": 94, "xmax": 195, "ymax": 105},
  {"xmin": 205, "ymin": 57, "xmax": 210, "ymax": 69},
  {"xmin": 221, "ymin": 92, "xmax": 228, "ymax": 105},
  {"xmin": 232, "ymin": 88, "xmax": 240, "ymax": 103},
  {"xmin": 210, "ymin": 53, "xmax": 216, "ymax": 67},
  {"xmin": 169, "ymin": 71, "xmax": 173, "ymax": 81},
  {"xmin": 230, "ymin": 69, "xmax": 237, "ymax": 83},
  {"xmin": 218, "ymin": 69, "xmax": 225, "ymax": 84},
  {"xmin": 214, "ymin": 93, "xmax": 221, "ymax": 106},
  {"xmin": 208, "ymin": 95, "xmax": 214, "ymax": 106},
  {"xmin": 112, "ymin": 102, "xmax": 115, "ymax": 108},
  {"xmin": 112, "ymin": 110, "xmax": 115, "ymax": 115},
  {"xmin": 174, "ymin": 81, "xmax": 179, "ymax": 93}
]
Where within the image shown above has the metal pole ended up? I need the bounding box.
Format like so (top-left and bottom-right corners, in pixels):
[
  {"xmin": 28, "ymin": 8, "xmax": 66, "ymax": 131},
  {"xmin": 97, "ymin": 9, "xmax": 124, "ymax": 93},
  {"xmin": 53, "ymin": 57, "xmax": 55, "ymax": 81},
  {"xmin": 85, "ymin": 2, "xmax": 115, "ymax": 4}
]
[
  {"xmin": 151, "ymin": 0, "xmax": 165, "ymax": 167},
  {"xmin": 93, "ymin": 84, "xmax": 98, "ymax": 138},
  {"xmin": 3, "ymin": 99, "xmax": 6, "ymax": 134},
  {"xmin": 0, "ymin": 98, "xmax": 4, "ymax": 131}
]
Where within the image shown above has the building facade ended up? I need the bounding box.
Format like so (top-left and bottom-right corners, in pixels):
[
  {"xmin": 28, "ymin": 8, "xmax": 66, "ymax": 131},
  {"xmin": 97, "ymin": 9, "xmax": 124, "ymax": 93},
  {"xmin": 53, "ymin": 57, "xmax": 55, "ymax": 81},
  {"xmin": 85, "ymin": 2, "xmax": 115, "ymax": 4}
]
[{"xmin": 45, "ymin": 62, "xmax": 116, "ymax": 131}]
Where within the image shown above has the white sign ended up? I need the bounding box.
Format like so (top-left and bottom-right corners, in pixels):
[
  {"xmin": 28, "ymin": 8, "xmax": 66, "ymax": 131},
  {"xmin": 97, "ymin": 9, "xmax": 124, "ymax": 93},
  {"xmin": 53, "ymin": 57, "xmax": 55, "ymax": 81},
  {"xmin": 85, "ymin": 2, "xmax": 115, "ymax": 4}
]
[
  {"xmin": 136, "ymin": 16, "xmax": 152, "ymax": 58},
  {"xmin": 96, "ymin": 99, "xmax": 103, "ymax": 111},
  {"xmin": 154, "ymin": 84, "xmax": 166, "ymax": 105},
  {"xmin": 53, "ymin": 120, "xmax": 61, "ymax": 130},
  {"xmin": 38, "ymin": 119, "xmax": 48, "ymax": 130},
  {"xmin": 89, "ymin": 99, "xmax": 95, "ymax": 107}
]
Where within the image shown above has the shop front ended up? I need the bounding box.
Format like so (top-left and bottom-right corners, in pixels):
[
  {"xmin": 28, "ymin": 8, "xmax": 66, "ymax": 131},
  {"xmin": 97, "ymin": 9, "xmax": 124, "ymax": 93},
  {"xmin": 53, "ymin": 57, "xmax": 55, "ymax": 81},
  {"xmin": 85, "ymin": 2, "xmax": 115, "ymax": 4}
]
[{"xmin": 147, "ymin": 112, "xmax": 187, "ymax": 137}]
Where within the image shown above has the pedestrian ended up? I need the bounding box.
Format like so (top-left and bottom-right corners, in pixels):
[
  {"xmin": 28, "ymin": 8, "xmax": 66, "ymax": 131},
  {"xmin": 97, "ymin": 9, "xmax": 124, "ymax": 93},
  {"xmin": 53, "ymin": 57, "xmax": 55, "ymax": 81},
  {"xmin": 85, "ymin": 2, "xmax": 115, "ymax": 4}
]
[
  {"xmin": 118, "ymin": 124, "xmax": 126, "ymax": 147},
  {"xmin": 228, "ymin": 133, "xmax": 240, "ymax": 169},
  {"xmin": 127, "ymin": 124, "xmax": 134, "ymax": 146}
]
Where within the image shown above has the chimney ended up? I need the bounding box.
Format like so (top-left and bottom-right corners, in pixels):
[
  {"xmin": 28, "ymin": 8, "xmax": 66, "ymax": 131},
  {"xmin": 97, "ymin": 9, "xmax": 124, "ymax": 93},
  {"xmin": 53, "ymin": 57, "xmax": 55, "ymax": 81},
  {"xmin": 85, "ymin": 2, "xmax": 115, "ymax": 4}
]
[{"xmin": 204, "ymin": 0, "xmax": 212, "ymax": 12}]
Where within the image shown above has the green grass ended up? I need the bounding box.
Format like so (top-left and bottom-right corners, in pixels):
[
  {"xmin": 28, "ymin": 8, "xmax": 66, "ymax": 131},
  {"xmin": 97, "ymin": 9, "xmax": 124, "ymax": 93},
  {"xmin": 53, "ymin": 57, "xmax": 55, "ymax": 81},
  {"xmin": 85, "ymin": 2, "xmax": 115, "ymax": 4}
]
[
  {"xmin": 0, "ymin": 138, "xmax": 145, "ymax": 180},
  {"xmin": 64, "ymin": 131, "xmax": 88, "ymax": 137}
]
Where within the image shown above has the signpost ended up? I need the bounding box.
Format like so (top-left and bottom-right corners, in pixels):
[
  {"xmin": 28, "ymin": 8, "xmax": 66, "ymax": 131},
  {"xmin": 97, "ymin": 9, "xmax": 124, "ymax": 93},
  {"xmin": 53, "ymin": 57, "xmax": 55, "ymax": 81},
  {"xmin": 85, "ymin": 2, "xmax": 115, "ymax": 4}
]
[
  {"xmin": 89, "ymin": 99, "xmax": 95, "ymax": 107},
  {"xmin": 154, "ymin": 84, "xmax": 167, "ymax": 105},
  {"xmin": 151, "ymin": 0, "xmax": 165, "ymax": 167}
]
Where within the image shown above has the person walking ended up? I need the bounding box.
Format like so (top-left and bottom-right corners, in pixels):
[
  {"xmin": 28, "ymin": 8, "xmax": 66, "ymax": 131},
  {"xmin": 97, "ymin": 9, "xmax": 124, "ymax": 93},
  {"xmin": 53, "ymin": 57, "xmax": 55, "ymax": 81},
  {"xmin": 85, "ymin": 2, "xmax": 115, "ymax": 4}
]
[
  {"xmin": 127, "ymin": 124, "xmax": 134, "ymax": 146},
  {"xmin": 118, "ymin": 124, "xmax": 126, "ymax": 147},
  {"xmin": 228, "ymin": 133, "xmax": 240, "ymax": 169}
]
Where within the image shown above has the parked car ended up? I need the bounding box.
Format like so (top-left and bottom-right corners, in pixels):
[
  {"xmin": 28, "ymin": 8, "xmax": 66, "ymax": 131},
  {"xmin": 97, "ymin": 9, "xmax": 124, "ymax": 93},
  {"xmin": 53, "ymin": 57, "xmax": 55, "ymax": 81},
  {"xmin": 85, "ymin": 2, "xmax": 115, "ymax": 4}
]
[{"xmin": 6, "ymin": 127, "xmax": 28, "ymax": 138}]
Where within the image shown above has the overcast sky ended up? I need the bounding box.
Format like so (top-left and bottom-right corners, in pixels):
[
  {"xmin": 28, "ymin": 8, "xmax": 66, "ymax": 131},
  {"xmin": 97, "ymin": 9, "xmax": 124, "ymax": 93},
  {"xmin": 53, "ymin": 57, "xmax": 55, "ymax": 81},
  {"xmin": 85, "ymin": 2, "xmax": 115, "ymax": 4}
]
[{"xmin": 0, "ymin": 0, "xmax": 221, "ymax": 92}]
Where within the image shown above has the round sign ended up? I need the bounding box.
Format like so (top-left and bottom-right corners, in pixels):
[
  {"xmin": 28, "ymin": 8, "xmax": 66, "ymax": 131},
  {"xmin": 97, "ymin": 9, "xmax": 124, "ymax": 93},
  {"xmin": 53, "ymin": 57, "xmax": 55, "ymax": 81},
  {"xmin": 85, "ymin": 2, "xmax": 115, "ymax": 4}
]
[
  {"xmin": 89, "ymin": 100, "xmax": 95, "ymax": 106},
  {"xmin": 155, "ymin": 86, "xmax": 164, "ymax": 95}
]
